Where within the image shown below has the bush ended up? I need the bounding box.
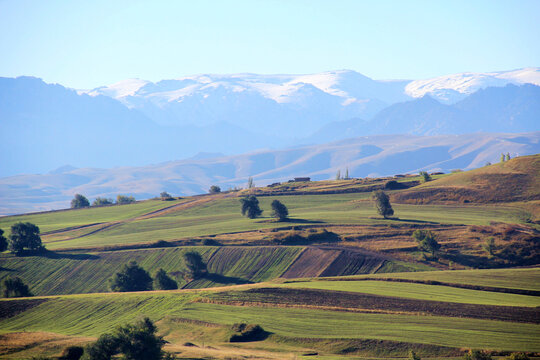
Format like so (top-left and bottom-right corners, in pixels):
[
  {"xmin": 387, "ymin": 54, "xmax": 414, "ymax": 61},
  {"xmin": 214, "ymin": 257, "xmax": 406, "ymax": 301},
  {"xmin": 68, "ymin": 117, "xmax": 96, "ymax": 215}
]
[
  {"xmin": 2, "ymin": 277, "xmax": 32, "ymax": 298},
  {"xmin": 59, "ymin": 346, "xmax": 84, "ymax": 360},
  {"xmin": 0, "ymin": 229, "xmax": 7, "ymax": 252},
  {"xmin": 240, "ymin": 195, "xmax": 263, "ymax": 219},
  {"xmin": 372, "ymin": 190, "xmax": 394, "ymax": 218},
  {"xmin": 8, "ymin": 222, "xmax": 44, "ymax": 255},
  {"xmin": 408, "ymin": 350, "xmax": 421, "ymax": 360},
  {"xmin": 154, "ymin": 269, "xmax": 178, "ymax": 290},
  {"xmin": 384, "ymin": 180, "xmax": 404, "ymax": 190},
  {"xmin": 202, "ymin": 238, "xmax": 222, "ymax": 246},
  {"xmin": 272, "ymin": 229, "xmax": 341, "ymax": 245},
  {"xmin": 109, "ymin": 261, "xmax": 153, "ymax": 292},
  {"xmin": 116, "ymin": 195, "xmax": 136, "ymax": 205},
  {"xmin": 506, "ymin": 353, "xmax": 529, "ymax": 360},
  {"xmin": 229, "ymin": 323, "xmax": 266, "ymax": 342},
  {"xmin": 209, "ymin": 185, "xmax": 221, "ymax": 193},
  {"xmin": 71, "ymin": 194, "xmax": 90, "ymax": 208},
  {"xmin": 92, "ymin": 197, "xmax": 113, "ymax": 206},
  {"xmin": 271, "ymin": 199, "xmax": 288, "ymax": 221},
  {"xmin": 183, "ymin": 251, "xmax": 207, "ymax": 280},
  {"xmin": 463, "ymin": 350, "xmax": 492, "ymax": 360}
]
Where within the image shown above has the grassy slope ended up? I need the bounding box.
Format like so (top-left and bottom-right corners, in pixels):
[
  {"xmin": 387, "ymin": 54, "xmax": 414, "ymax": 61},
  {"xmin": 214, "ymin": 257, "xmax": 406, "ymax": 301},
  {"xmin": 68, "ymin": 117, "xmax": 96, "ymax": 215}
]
[
  {"xmin": 346, "ymin": 267, "xmax": 540, "ymax": 291},
  {"xmin": 11, "ymin": 193, "xmax": 529, "ymax": 250},
  {"xmin": 0, "ymin": 290, "xmax": 538, "ymax": 352},
  {"xmin": 0, "ymin": 246, "xmax": 305, "ymax": 296},
  {"xmin": 281, "ymin": 280, "xmax": 540, "ymax": 307}
]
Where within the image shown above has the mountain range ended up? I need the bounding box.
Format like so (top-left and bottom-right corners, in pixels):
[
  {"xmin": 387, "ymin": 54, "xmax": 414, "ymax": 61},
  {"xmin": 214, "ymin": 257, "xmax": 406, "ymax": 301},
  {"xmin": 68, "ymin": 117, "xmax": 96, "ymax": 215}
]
[
  {"xmin": 1, "ymin": 132, "xmax": 538, "ymax": 215},
  {"xmin": 1, "ymin": 68, "xmax": 539, "ymax": 178}
]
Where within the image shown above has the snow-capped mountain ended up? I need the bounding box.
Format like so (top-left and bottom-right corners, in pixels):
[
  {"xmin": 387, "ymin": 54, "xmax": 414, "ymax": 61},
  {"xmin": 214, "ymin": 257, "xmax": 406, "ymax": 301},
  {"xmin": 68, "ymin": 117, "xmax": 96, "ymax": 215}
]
[{"xmin": 405, "ymin": 67, "xmax": 540, "ymax": 103}]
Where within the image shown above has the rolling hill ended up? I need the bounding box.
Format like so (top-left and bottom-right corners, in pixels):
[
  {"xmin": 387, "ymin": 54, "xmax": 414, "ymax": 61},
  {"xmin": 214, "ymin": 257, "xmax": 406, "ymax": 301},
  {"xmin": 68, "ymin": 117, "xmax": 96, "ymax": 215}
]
[{"xmin": 1, "ymin": 132, "xmax": 539, "ymax": 215}]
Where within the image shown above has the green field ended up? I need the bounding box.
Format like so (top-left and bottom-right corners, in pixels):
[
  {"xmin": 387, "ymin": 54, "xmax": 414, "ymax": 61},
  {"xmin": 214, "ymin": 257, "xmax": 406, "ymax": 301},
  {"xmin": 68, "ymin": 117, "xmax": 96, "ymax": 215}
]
[
  {"xmin": 281, "ymin": 280, "xmax": 540, "ymax": 307},
  {"xmin": 0, "ymin": 192, "xmax": 529, "ymax": 250},
  {"xmin": 344, "ymin": 267, "xmax": 540, "ymax": 291},
  {"xmin": 0, "ymin": 246, "xmax": 305, "ymax": 295},
  {"xmin": 1, "ymin": 291, "xmax": 538, "ymax": 352}
]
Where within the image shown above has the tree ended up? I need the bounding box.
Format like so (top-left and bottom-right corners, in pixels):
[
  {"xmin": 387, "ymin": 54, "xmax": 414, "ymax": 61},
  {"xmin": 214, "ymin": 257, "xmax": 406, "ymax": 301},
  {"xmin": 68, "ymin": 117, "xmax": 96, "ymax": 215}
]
[
  {"xmin": 0, "ymin": 229, "xmax": 7, "ymax": 252},
  {"xmin": 483, "ymin": 237, "xmax": 496, "ymax": 257},
  {"xmin": 209, "ymin": 185, "xmax": 221, "ymax": 194},
  {"xmin": 92, "ymin": 197, "xmax": 113, "ymax": 206},
  {"xmin": 153, "ymin": 269, "xmax": 178, "ymax": 290},
  {"xmin": 412, "ymin": 230, "xmax": 441, "ymax": 257},
  {"xmin": 109, "ymin": 261, "xmax": 153, "ymax": 292},
  {"xmin": 345, "ymin": 167, "xmax": 349, "ymax": 180},
  {"xmin": 58, "ymin": 346, "xmax": 84, "ymax": 360},
  {"xmin": 336, "ymin": 170, "xmax": 341, "ymax": 180},
  {"xmin": 419, "ymin": 171, "xmax": 431, "ymax": 182},
  {"xmin": 240, "ymin": 195, "xmax": 263, "ymax": 219},
  {"xmin": 271, "ymin": 200, "xmax": 289, "ymax": 221},
  {"xmin": 71, "ymin": 194, "xmax": 90, "ymax": 208},
  {"xmin": 506, "ymin": 152, "xmax": 511, "ymax": 161},
  {"xmin": 9, "ymin": 222, "xmax": 44, "ymax": 254},
  {"xmin": 160, "ymin": 192, "xmax": 172, "ymax": 200},
  {"xmin": 247, "ymin": 176, "xmax": 254, "ymax": 189},
  {"xmin": 2, "ymin": 277, "xmax": 32, "ymax": 298},
  {"xmin": 183, "ymin": 251, "xmax": 207, "ymax": 280},
  {"xmin": 372, "ymin": 190, "xmax": 394, "ymax": 218},
  {"xmin": 116, "ymin": 195, "xmax": 136, "ymax": 204},
  {"xmin": 82, "ymin": 318, "xmax": 172, "ymax": 360},
  {"xmin": 501, "ymin": 153, "xmax": 506, "ymax": 163}
]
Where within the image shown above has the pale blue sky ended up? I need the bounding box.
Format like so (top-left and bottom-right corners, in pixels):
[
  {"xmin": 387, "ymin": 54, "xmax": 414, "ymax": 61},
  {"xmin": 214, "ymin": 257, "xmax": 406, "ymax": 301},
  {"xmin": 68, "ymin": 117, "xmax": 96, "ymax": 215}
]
[{"xmin": 0, "ymin": 0, "xmax": 539, "ymax": 88}]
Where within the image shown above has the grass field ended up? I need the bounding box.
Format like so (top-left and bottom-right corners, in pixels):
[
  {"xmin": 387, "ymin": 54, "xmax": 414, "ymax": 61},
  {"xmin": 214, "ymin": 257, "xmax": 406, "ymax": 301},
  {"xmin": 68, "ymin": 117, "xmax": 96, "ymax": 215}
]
[
  {"xmin": 344, "ymin": 267, "xmax": 540, "ymax": 291},
  {"xmin": 0, "ymin": 246, "xmax": 307, "ymax": 295},
  {"xmin": 4, "ymin": 192, "xmax": 529, "ymax": 250},
  {"xmin": 1, "ymin": 292, "xmax": 538, "ymax": 352},
  {"xmin": 281, "ymin": 280, "xmax": 540, "ymax": 307}
]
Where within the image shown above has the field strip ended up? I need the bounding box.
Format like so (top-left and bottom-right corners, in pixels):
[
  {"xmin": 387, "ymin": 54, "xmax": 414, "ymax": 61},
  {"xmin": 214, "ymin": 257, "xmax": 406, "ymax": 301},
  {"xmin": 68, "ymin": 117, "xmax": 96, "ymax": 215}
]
[
  {"xmin": 205, "ymin": 287, "xmax": 540, "ymax": 323},
  {"xmin": 316, "ymin": 277, "xmax": 540, "ymax": 296}
]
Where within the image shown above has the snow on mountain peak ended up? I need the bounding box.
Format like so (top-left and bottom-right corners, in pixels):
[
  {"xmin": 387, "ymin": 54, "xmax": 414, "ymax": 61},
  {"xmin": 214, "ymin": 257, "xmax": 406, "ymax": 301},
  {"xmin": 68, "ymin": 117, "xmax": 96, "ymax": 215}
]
[{"xmin": 405, "ymin": 67, "xmax": 540, "ymax": 103}]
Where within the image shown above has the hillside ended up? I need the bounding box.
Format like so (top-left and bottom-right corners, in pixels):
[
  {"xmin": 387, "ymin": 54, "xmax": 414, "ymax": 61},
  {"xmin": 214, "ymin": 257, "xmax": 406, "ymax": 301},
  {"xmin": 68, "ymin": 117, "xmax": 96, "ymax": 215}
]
[
  {"xmin": 2, "ymin": 132, "xmax": 539, "ymax": 215},
  {"xmin": 0, "ymin": 268, "xmax": 539, "ymax": 359},
  {"xmin": 393, "ymin": 154, "xmax": 540, "ymax": 205}
]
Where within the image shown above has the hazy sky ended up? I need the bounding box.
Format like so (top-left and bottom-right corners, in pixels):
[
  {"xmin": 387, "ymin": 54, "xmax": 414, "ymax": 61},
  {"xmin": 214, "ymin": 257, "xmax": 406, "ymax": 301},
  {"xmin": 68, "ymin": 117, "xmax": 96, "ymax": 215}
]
[{"xmin": 1, "ymin": 0, "xmax": 539, "ymax": 88}]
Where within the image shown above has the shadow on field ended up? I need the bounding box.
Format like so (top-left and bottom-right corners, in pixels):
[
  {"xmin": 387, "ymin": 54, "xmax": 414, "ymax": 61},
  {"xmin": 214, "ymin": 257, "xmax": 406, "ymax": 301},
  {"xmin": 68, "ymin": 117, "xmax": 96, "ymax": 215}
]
[
  {"xmin": 205, "ymin": 273, "xmax": 253, "ymax": 285},
  {"xmin": 386, "ymin": 217, "xmax": 440, "ymax": 224},
  {"xmin": 33, "ymin": 251, "xmax": 100, "ymax": 260}
]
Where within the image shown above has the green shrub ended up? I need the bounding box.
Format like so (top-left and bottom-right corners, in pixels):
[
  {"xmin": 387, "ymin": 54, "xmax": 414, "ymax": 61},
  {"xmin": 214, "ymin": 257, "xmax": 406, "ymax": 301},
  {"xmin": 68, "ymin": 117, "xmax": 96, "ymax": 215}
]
[
  {"xmin": 2, "ymin": 277, "xmax": 32, "ymax": 298},
  {"xmin": 229, "ymin": 323, "xmax": 266, "ymax": 342},
  {"xmin": 109, "ymin": 261, "xmax": 153, "ymax": 292}
]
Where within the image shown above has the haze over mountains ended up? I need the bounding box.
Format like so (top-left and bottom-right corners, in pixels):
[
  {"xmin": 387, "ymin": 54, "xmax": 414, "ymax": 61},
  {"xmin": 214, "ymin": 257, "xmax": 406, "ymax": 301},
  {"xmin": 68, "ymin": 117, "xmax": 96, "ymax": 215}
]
[
  {"xmin": 0, "ymin": 67, "xmax": 539, "ymax": 214},
  {"xmin": 1, "ymin": 132, "xmax": 539, "ymax": 215}
]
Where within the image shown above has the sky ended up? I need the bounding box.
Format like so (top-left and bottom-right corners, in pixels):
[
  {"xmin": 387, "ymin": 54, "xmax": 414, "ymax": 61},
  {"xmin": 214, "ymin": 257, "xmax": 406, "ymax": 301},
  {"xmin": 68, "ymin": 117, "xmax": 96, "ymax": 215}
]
[{"xmin": 0, "ymin": 0, "xmax": 539, "ymax": 89}]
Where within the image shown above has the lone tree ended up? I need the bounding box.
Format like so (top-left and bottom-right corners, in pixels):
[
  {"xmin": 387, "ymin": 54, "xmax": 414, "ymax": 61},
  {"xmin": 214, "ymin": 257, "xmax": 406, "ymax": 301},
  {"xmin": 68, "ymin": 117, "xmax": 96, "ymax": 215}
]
[
  {"xmin": 109, "ymin": 261, "xmax": 153, "ymax": 292},
  {"xmin": 2, "ymin": 277, "xmax": 32, "ymax": 298},
  {"xmin": 412, "ymin": 229, "xmax": 441, "ymax": 258},
  {"xmin": 247, "ymin": 176, "xmax": 255, "ymax": 189},
  {"xmin": 160, "ymin": 191, "xmax": 172, "ymax": 200},
  {"xmin": 183, "ymin": 251, "xmax": 207, "ymax": 280},
  {"xmin": 240, "ymin": 195, "xmax": 263, "ymax": 219},
  {"xmin": 483, "ymin": 237, "xmax": 496, "ymax": 257},
  {"xmin": 408, "ymin": 350, "xmax": 421, "ymax": 360},
  {"xmin": 209, "ymin": 185, "xmax": 221, "ymax": 194},
  {"xmin": 153, "ymin": 269, "xmax": 178, "ymax": 290},
  {"xmin": 0, "ymin": 229, "xmax": 7, "ymax": 252},
  {"xmin": 9, "ymin": 222, "xmax": 44, "ymax": 255},
  {"xmin": 372, "ymin": 190, "xmax": 394, "ymax": 219},
  {"xmin": 271, "ymin": 200, "xmax": 289, "ymax": 221},
  {"xmin": 92, "ymin": 197, "xmax": 113, "ymax": 206},
  {"xmin": 419, "ymin": 171, "xmax": 431, "ymax": 182},
  {"xmin": 71, "ymin": 194, "xmax": 90, "ymax": 208},
  {"xmin": 83, "ymin": 318, "xmax": 171, "ymax": 360}
]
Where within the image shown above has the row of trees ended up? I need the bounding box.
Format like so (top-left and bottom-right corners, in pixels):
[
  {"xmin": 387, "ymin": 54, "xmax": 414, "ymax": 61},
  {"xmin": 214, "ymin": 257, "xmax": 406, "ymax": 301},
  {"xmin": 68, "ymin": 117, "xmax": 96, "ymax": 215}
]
[
  {"xmin": 109, "ymin": 252, "xmax": 207, "ymax": 293},
  {"xmin": 71, "ymin": 194, "xmax": 136, "ymax": 208}
]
